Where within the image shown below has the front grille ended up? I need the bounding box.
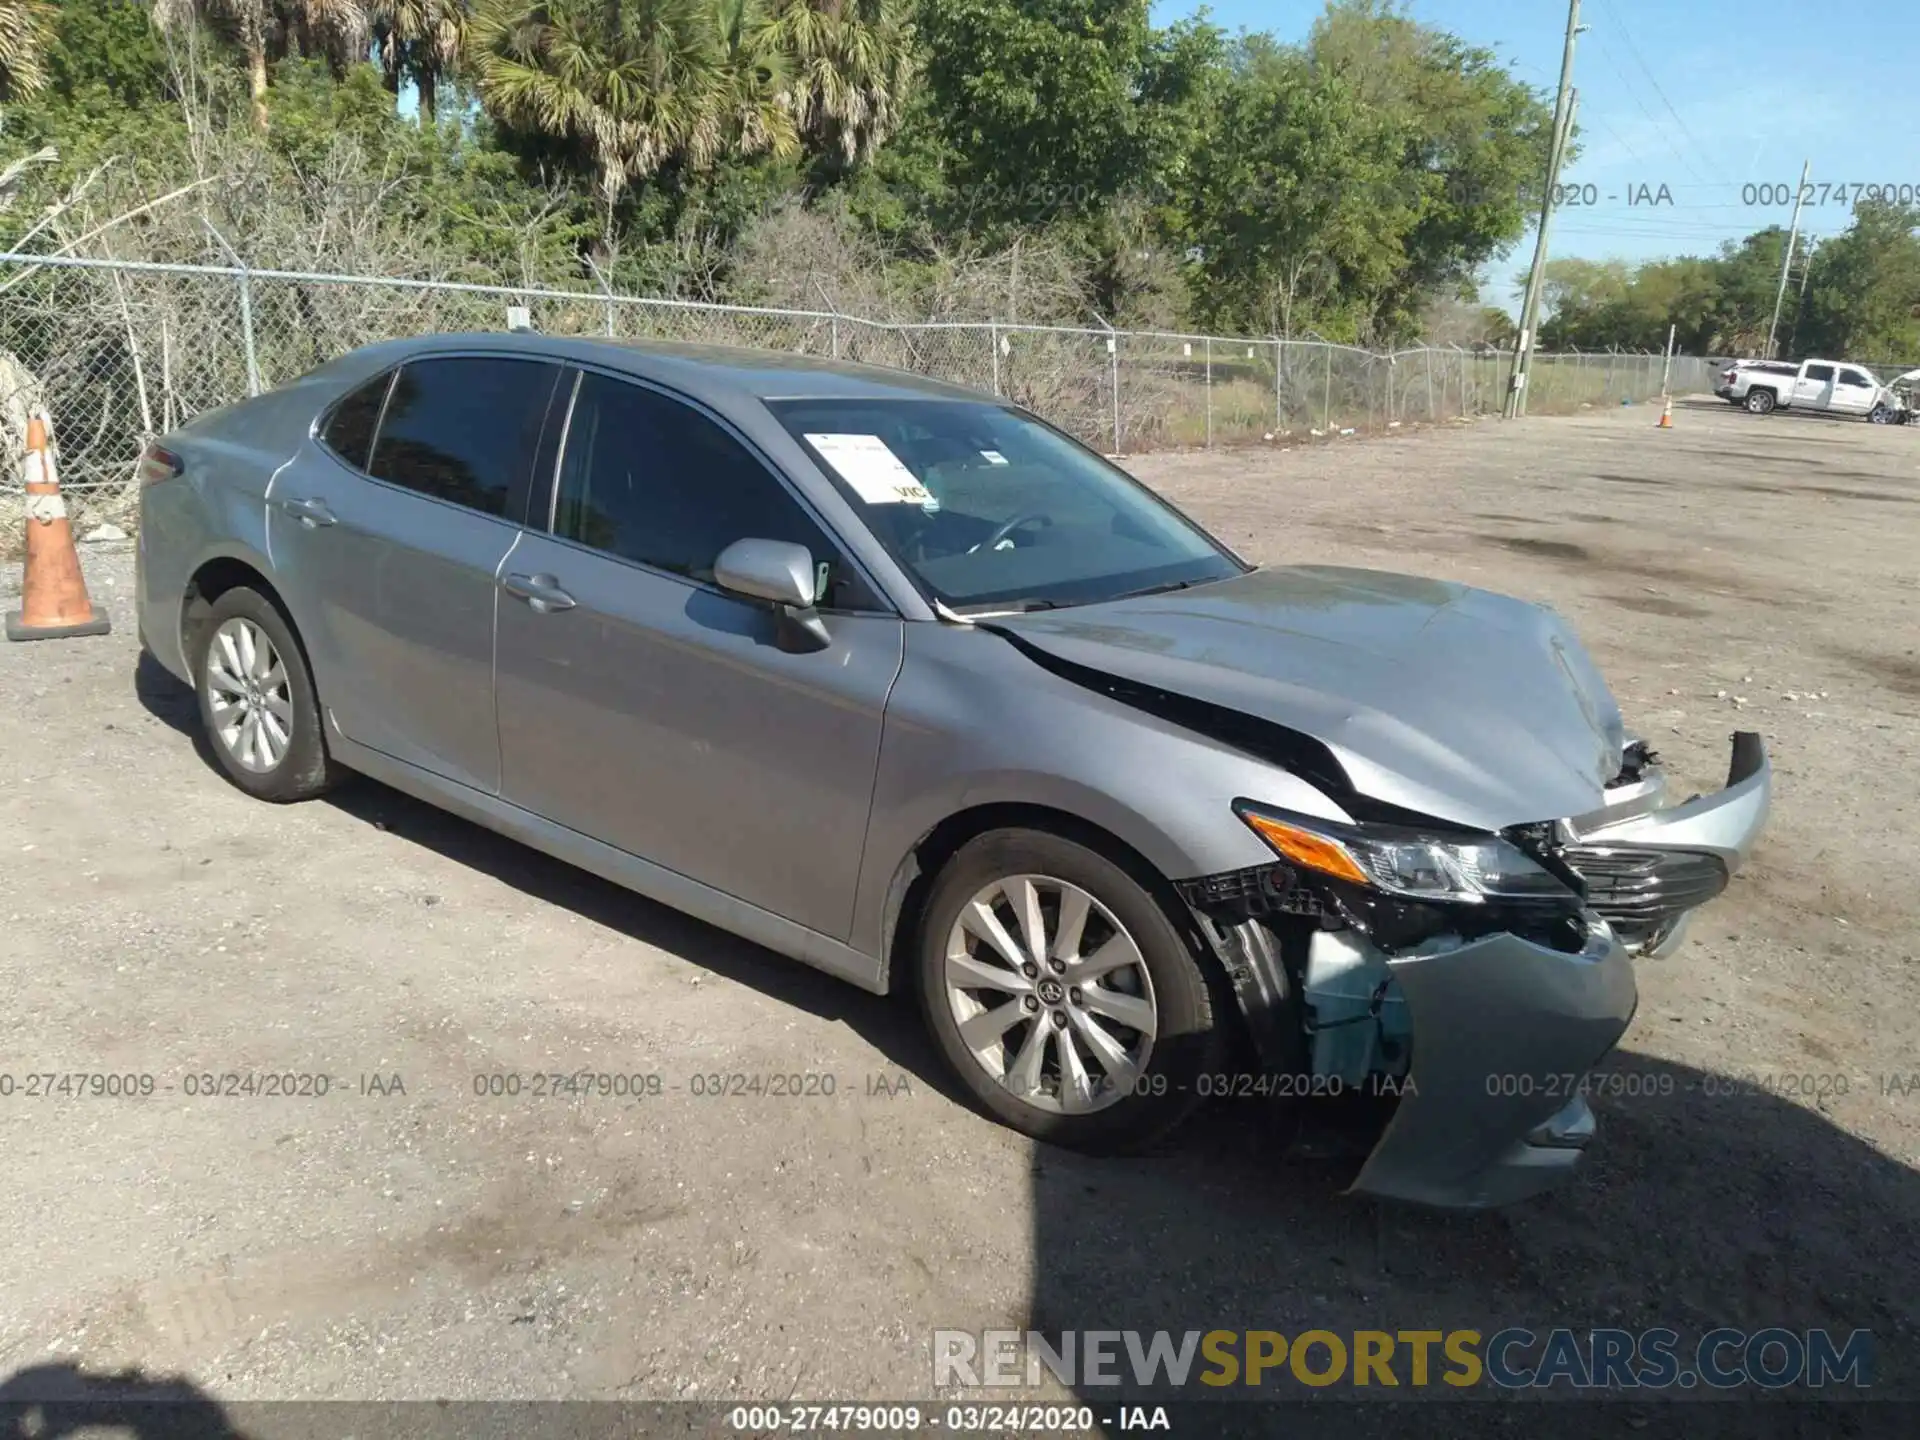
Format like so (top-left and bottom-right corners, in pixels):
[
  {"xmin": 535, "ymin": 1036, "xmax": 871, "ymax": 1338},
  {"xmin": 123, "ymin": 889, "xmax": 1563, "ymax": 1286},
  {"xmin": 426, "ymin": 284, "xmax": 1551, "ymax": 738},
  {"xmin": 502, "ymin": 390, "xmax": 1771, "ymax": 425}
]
[{"xmin": 1562, "ymin": 845, "xmax": 1729, "ymax": 947}]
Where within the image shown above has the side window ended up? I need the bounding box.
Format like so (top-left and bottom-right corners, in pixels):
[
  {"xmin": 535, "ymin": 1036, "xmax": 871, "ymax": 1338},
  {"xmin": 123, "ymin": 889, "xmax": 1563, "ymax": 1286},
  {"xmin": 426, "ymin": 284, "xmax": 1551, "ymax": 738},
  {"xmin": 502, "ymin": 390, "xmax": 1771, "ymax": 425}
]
[
  {"xmin": 553, "ymin": 372, "xmax": 877, "ymax": 610},
  {"xmin": 1841, "ymin": 369, "xmax": 1871, "ymax": 387},
  {"xmin": 368, "ymin": 357, "xmax": 561, "ymax": 519},
  {"xmin": 1804, "ymin": 363, "xmax": 1835, "ymax": 382},
  {"xmin": 321, "ymin": 372, "xmax": 392, "ymax": 470}
]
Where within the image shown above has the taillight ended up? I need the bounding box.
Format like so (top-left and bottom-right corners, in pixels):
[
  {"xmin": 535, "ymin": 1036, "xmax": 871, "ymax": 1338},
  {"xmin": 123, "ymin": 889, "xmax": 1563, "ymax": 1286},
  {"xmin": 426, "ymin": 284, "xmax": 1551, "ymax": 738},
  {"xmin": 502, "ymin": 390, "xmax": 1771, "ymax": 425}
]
[{"xmin": 138, "ymin": 442, "xmax": 183, "ymax": 486}]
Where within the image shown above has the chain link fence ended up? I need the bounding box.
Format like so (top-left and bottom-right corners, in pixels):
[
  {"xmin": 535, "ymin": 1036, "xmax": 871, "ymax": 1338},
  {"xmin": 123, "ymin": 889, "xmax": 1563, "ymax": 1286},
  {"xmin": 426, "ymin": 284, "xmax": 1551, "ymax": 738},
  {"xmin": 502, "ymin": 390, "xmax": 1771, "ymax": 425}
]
[{"xmin": 0, "ymin": 252, "xmax": 1716, "ymax": 535}]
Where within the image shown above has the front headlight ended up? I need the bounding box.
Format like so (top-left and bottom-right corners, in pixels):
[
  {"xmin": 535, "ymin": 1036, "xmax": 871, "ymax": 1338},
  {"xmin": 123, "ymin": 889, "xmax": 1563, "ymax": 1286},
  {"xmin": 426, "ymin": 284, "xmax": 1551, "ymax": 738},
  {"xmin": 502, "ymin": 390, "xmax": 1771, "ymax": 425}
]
[{"xmin": 1235, "ymin": 804, "xmax": 1572, "ymax": 905}]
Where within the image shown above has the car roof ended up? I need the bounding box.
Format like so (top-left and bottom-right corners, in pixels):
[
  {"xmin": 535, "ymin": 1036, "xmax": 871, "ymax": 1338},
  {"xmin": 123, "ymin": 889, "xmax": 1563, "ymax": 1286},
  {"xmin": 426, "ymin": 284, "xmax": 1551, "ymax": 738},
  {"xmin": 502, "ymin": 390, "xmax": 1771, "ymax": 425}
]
[{"xmin": 332, "ymin": 331, "xmax": 993, "ymax": 407}]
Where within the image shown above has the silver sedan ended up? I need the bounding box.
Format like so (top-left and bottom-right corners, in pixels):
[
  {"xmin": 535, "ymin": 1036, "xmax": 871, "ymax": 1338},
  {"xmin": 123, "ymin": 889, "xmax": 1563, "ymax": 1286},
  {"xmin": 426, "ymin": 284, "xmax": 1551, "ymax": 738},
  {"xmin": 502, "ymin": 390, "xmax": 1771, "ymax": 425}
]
[{"xmin": 136, "ymin": 334, "xmax": 1770, "ymax": 1208}]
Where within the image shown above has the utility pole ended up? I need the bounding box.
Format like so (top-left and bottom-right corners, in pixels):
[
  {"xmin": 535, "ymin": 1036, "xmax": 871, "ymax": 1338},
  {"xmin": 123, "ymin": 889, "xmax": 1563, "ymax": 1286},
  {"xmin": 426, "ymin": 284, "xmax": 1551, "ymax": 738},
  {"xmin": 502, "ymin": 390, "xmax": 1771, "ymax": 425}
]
[
  {"xmin": 1787, "ymin": 239, "xmax": 1815, "ymax": 355},
  {"xmin": 1515, "ymin": 91, "xmax": 1578, "ymax": 417},
  {"xmin": 1766, "ymin": 159, "xmax": 1811, "ymax": 360},
  {"xmin": 1507, "ymin": 0, "xmax": 1585, "ymax": 419}
]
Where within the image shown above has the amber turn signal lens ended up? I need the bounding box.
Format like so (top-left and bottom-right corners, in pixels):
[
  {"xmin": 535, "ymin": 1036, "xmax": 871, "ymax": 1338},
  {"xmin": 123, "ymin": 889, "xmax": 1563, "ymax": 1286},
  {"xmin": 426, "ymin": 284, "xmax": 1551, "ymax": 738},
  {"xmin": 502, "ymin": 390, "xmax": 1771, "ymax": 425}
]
[{"xmin": 1239, "ymin": 812, "xmax": 1372, "ymax": 886}]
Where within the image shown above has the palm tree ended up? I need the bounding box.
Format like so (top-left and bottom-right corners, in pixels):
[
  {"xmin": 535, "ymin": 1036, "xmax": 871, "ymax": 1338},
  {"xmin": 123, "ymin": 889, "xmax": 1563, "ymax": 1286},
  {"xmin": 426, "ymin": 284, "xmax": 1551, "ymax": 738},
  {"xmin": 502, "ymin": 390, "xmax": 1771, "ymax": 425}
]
[
  {"xmin": 152, "ymin": 0, "xmax": 369, "ymax": 131},
  {"xmin": 0, "ymin": 0, "xmax": 55, "ymax": 101},
  {"xmin": 468, "ymin": 0, "xmax": 799, "ymax": 220},
  {"xmin": 769, "ymin": 0, "xmax": 914, "ymax": 170},
  {"xmin": 368, "ymin": 0, "xmax": 466, "ymax": 122},
  {"xmin": 711, "ymin": 0, "xmax": 796, "ymax": 164}
]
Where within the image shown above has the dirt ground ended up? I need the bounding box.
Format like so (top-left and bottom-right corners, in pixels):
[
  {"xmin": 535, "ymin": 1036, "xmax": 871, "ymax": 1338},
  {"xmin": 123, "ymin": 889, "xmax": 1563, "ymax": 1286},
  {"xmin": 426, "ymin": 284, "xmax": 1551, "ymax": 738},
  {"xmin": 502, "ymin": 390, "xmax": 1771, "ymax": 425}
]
[{"xmin": 3, "ymin": 396, "xmax": 1918, "ymax": 1429}]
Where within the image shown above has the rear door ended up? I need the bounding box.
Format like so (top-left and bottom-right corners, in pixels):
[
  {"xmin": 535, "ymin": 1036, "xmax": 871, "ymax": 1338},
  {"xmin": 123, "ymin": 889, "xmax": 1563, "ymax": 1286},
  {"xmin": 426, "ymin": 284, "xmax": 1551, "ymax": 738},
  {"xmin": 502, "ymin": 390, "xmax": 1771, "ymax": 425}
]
[
  {"xmin": 1793, "ymin": 362, "xmax": 1837, "ymax": 410},
  {"xmin": 1834, "ymin": 367, "xmax": 1879, "ymax": 414},
  {"xmin": 493, "ymin": 368, "xmax": 904, "ymax": 940},
  {"xmin": 268, "ymin": 354, "xmax": 565, "ymax": 793}
]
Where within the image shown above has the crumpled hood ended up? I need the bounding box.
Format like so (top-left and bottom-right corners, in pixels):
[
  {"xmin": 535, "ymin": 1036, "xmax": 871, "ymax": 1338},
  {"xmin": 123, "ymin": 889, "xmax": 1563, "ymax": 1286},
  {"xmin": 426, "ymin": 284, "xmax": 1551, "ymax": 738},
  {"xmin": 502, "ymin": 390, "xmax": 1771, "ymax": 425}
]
[{"xmin": 997, "ymin": 565, "xmax": 1627, "ymax": 830}]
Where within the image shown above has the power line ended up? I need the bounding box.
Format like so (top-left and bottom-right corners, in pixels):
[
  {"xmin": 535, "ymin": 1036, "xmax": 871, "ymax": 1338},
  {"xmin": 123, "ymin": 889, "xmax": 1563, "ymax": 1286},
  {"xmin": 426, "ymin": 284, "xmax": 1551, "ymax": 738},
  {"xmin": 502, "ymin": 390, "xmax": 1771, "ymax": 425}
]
[
  {"xmin": 1597, "ymin": 0, "xmax": 1727, "ymax": 183},
  {"xmin": 1585, "ymin": 27, "xmax": 1715, "ymax": 189}
]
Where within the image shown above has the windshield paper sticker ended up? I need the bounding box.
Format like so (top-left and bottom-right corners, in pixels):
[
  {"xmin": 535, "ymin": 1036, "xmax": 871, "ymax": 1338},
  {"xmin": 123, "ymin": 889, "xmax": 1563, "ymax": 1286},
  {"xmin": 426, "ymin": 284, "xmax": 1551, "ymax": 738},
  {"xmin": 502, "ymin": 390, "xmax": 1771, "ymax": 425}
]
[
  {"xmin": 804, "ymin": 433, "xmax": 935, "ymax": 505},
  {"xmin": 979, "ymin": 449, "xmax": 1010, "ymax": 465}
]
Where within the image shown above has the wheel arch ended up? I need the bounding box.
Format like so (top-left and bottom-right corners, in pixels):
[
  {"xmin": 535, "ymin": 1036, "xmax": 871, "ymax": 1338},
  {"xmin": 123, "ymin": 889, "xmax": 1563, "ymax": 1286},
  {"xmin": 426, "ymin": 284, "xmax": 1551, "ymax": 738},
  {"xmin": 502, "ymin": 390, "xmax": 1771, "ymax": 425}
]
[
  {"xmin": 877, "ymin": 800, "xmax": 1222, "ymax": 1002},
  {"xmin": 181, "ymin": 551, "xmax": 320, "ymax": 708}
]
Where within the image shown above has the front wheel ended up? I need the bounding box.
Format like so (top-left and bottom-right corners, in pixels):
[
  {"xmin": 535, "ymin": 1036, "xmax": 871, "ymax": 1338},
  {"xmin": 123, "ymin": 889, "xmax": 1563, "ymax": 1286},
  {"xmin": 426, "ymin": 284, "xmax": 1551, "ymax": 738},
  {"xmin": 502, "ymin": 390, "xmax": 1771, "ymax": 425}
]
[
  {"xmin": 1869, "ymin": 404, "xmax": 1892, "ymax": 424},
  {"xmin": 193, "ymin": 587, "xmax": 340, "ymax": 802},
  {"xmin": 1745, "ymin": 389, "xmax": 1776, "ymax": 415},
  {"xmin": 915, "ymin": 828, "xmax": 1226, "ymax": 1152}
]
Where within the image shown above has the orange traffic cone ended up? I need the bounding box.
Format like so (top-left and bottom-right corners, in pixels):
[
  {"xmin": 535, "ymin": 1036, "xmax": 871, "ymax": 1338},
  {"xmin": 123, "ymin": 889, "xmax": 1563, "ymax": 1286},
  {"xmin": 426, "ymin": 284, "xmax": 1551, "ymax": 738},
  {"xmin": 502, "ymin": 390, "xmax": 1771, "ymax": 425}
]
[
  {"xmin": 1656, "ymin": 395, "xmax": 1674, "ymax": 429},
  {"xmin": 5, "ymin": 409, "xmax": 111, "ymax": 641}
]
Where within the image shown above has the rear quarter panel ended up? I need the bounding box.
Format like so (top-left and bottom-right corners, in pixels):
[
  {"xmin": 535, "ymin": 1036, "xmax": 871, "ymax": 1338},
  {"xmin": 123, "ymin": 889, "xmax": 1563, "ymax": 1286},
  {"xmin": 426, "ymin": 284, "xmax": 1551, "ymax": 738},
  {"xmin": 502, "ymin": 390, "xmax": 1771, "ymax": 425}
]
[{"xmin": 137, "ymin": 364, "xmax": 385, "ymax": 682}]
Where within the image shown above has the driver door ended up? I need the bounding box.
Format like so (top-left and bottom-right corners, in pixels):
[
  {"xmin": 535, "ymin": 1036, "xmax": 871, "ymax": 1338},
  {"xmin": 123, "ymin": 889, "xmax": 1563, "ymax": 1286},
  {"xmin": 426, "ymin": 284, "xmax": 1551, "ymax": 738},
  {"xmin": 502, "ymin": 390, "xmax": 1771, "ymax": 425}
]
[{"xmin": 492, "ymin": 369, "xmax": 904, "ymax": 941}]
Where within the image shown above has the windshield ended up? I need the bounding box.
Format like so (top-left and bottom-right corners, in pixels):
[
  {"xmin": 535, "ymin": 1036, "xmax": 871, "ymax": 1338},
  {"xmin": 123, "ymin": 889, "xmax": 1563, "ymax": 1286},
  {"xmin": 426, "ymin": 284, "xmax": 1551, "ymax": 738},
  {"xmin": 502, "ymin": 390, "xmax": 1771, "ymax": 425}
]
[{"xmin": 767, "ymin": 398, "xmax": 1244, "ymax": 611}]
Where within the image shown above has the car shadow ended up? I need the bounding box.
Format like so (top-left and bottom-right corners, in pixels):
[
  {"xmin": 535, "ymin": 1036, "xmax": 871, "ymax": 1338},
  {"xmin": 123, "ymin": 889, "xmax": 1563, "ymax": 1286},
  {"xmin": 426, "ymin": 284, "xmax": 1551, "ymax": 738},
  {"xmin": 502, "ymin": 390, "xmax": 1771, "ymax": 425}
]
[
  {"xmin": 0, "ymin": 1364, "xmax": 250, "ymax": 1439},
  {"xmin": 1022, "ymin": 1049, "xmax": 1919, "ymax": 1430},
  {"xmin": 134, "ymin": 649, "xmax": 199, "ymax": 739}
]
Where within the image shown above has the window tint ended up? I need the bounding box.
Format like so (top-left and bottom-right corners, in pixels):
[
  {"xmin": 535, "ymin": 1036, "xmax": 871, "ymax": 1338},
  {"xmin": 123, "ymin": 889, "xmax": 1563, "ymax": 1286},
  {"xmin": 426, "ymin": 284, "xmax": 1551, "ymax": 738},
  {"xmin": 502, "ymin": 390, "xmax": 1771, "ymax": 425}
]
[
  {"xmin": 1805, "ymin": 363, "xmax": 1835, "ymax": 382},
  {"xmin": 1841, "ymin": 369, "xmax": 1871, "ymax": 387},
  {"xmin": 553, "ymin": 372, "xmax": 874, "ymax": 608},
  {"xmin": 322, "ymin": 372, "xmax": 391, "ymax": 470},
  {"xmin": 368, "ymin": 357, "xmax": 560, "ymax": 518}
]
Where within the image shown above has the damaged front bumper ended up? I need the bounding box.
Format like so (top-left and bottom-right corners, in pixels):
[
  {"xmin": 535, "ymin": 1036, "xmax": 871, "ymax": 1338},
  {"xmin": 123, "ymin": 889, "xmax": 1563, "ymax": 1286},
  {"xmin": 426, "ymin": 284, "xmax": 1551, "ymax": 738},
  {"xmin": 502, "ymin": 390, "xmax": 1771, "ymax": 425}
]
[
  {"xmin": 1347, "ymin": 919, "xmax": 1635, "ymax": 1207},
  {"xmin": 1560, "ymin": 731, "xmax": 1770, "ymax": 956},
  {"xmin": 1187, "ymin": 732, "xmax": 1771, "ymax": 1209}
]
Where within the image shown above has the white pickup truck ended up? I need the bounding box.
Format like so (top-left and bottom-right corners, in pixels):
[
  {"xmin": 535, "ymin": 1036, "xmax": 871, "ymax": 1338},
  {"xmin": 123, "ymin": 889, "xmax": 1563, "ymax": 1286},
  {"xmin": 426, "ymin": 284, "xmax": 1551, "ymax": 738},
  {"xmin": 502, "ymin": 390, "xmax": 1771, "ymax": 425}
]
[{"xmin": 1716, "ymin": 358, "xmax": 1896, "ymax": 421}]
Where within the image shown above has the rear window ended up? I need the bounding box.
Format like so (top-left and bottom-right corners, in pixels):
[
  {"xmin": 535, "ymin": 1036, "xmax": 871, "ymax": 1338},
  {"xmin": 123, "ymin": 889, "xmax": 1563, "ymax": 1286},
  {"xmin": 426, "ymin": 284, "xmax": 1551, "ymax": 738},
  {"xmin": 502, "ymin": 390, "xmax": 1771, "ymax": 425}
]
[
  {"xmin": 1805, "ymin": 363, "xmax": 1836, "ymax": 382},
  {"xmin": 368, "ymin": 357, "xmax": 561, "ymax": 519},
  {"xmin": 321, "ymin": 372, "xmax": 392, "ymax": 470}
]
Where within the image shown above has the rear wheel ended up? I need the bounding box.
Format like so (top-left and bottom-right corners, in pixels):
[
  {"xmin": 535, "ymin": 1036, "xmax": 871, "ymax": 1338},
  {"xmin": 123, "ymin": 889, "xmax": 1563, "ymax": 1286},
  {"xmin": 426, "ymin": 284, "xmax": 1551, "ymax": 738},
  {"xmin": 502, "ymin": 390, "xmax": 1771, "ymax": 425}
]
[
  {"xmin": 193, "ymin": 587, "xmax": 340, "ymax": 802},
  {"xmin": 1745, "ymin": 389, "xmax": 1776, "ymax": 415},
  {"xmin": 916, "ymin": 828, "xmax": 1225, "ymax": 1152}
]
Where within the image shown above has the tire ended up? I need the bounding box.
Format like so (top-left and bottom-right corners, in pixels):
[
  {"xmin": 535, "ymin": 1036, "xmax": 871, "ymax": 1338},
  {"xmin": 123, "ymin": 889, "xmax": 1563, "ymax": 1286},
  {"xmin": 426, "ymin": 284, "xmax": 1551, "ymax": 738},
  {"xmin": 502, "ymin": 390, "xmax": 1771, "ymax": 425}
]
[
  {"xmin": 1745, "ymin": 389, "xmax": 1776, "ymax": 415},
  {"xmin": 193, "ymin": 586, "xmax": 340, "ymax": 802},
  {"xmin": 1869, "ymin": 404, "xmax": 1892, "ymax": 424},
  {"xmin": 915, "ymin": 827, "xmax": 1226, "ymax": 1152}
]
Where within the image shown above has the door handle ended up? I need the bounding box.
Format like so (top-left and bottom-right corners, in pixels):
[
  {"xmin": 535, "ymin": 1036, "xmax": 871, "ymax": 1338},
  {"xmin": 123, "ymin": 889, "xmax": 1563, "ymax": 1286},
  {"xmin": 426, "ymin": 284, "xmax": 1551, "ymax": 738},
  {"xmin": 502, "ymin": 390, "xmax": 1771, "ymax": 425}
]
[
  {"xmin": 277, "ymin": 497, "xmax": 336, "ymax": 528},
  {"xmin": 501, "ymin": 572, "xmax": 577, "ymax": 613}
]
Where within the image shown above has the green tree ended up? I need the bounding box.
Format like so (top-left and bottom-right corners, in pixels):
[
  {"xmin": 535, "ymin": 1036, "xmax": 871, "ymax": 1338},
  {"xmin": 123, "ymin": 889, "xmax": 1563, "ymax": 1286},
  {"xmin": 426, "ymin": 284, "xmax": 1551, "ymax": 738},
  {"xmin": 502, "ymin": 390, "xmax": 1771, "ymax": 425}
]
[
  {"xmin": 1301, "ymin": 0, "xmax": 1550, "ymax": 337},
  {"xmin": 1799, "ymin": 200, "xmax": 1920, "ymax": 361},
  {"xmin": 468, "ymin": 0, "xmax": 720, "ymax": 215},
  {"xmin": 152, "ymin": 0, "xmax": 369, "ymax": 130},
  {"xmin": 368, "ymin": 0, "xmax": 467, "ymax": 122},
  {"xmin": 771, "ymin": 0, "xmax": 917, "ymax": 175},
  {"xmin": 911, "ymin": 0, "xmax": 1171, "ymax": 236},
  {"xmin": 468, "ymin": 0, "xmax": 806, "ymax": 242}
]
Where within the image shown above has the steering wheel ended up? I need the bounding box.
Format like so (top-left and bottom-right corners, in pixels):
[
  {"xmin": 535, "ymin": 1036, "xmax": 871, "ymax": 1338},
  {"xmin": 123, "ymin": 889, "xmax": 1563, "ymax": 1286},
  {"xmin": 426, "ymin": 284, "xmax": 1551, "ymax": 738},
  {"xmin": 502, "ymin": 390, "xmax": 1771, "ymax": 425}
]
[{"xmin": 969, "ymin": 510, "xmax": 1052, "ymax": 555}]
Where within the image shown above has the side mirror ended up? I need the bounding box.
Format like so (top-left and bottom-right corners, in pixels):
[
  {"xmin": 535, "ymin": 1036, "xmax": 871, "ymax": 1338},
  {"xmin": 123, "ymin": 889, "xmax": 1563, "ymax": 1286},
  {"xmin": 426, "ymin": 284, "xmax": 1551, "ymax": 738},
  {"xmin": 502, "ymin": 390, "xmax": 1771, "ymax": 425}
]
[{"xmin": 714, "ymin": 538, "xmax": 831, "ymax": 653}]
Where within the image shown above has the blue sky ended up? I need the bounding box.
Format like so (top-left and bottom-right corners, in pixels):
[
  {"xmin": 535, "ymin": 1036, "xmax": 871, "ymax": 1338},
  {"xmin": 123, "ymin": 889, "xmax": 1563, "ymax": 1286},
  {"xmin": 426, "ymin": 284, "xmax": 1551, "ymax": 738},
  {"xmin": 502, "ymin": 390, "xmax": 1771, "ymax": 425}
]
[{"xmin": 1156, "ymin": 0, "xmax": 1918, "ymax": 312}]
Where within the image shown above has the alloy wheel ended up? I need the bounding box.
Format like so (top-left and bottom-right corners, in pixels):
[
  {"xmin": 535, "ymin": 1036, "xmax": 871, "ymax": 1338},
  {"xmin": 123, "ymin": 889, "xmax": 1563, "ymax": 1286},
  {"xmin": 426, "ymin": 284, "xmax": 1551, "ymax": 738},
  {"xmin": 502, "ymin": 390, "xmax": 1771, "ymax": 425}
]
[
  {"xmin": 942, "ymin": 874, "xmax": 1158, "ymax": 1114},
  {"xmin": 205, "ymin": 616, "xmax": 294, "ymax": 773}
]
